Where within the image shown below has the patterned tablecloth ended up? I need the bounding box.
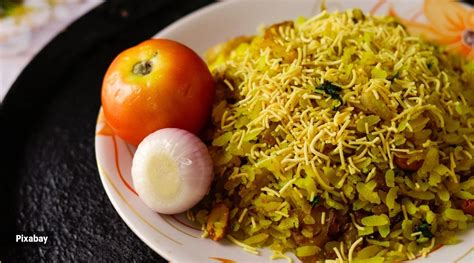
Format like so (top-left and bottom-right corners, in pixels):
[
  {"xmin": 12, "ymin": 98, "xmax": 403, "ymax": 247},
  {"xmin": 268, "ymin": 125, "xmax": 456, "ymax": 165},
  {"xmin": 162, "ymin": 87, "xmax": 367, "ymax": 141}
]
[
  {"xmin": 1, "ymin": 0, "xmax": 212, "ymax": 261},
  {"xmin": 0, "ymin": 1, "xmax": 101, "ymax": 102}
]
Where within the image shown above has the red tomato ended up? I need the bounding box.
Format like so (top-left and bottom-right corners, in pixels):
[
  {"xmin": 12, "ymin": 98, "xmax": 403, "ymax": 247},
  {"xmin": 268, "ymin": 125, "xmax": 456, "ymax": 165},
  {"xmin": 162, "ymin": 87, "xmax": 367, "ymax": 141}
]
[
  {"xmin": 461, "ymin": 200, "xmax": 474, "ymax": 216},
  {"xmin": 394, "ymin": 156, "xmax": 423, "ymax": 171},
  {"xmin": 101, "ymin": 39, "xmax": 215, "ymax": 146}
]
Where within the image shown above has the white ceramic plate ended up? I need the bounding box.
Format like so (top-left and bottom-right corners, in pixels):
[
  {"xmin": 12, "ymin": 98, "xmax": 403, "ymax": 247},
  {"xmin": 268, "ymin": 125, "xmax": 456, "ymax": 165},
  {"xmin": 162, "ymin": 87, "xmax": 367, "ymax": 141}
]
[{"xmin": 95, "ymin": 0, "xmax": 474, "ymax": 262}]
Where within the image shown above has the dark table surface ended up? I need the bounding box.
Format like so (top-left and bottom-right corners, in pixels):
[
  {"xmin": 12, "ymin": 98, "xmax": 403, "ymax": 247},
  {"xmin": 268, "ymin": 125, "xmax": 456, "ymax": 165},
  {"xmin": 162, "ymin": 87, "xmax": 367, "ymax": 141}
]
[{"xmin": 0, "ymin": 0, "xmax": 213, "ymax": 261}]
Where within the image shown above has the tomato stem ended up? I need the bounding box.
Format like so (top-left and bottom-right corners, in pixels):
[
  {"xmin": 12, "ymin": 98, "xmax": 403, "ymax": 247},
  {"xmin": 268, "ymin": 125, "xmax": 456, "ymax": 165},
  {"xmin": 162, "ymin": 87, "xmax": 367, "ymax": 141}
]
[{"xmin": 132, "ymin": 61, "xmax": 152, "ymax": 76}]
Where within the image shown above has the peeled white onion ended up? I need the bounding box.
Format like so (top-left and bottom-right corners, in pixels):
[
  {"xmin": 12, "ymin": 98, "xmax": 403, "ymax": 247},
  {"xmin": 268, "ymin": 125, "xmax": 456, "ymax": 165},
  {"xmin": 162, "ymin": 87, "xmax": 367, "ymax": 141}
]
[{"xmin": 131, "ymin": 128, "xmax": 213, "ymax": 214}]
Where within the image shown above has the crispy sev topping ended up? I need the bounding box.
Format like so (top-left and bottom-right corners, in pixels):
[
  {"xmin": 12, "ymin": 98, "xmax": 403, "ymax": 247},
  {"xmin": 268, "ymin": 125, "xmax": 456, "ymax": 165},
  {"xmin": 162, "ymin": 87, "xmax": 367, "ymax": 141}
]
[{"xmin": 202, "ymin": 8, "xmax": 473, "ymax": 262}]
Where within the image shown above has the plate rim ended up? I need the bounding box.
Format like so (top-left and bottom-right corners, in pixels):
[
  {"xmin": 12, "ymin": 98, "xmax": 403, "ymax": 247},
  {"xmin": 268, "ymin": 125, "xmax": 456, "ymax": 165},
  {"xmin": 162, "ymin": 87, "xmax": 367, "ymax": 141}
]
[{"xmin": 94, "ymin": 0, "xmax": 474, "ymax": 262}]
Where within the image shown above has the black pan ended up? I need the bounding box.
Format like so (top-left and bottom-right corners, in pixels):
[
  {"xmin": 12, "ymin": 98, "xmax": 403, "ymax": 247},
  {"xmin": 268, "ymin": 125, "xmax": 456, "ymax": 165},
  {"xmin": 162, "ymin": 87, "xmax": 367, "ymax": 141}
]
[{"xmin": 0, "ymin": 0, "xmax": 213, "ymax": 261}]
